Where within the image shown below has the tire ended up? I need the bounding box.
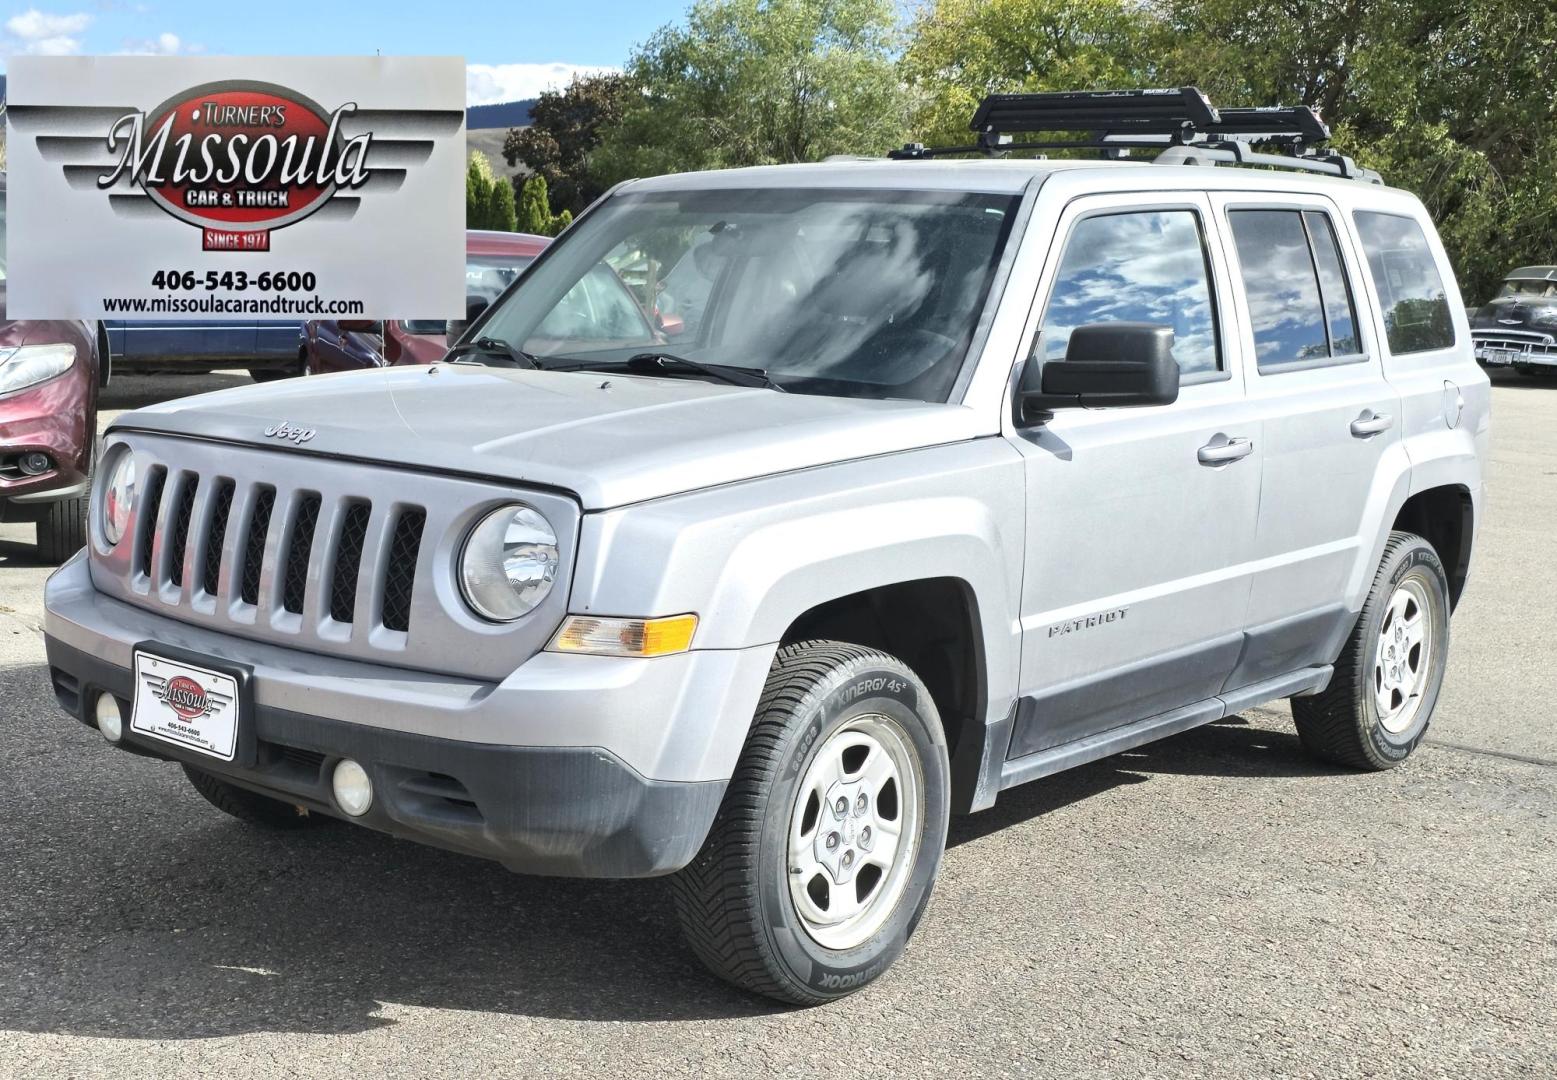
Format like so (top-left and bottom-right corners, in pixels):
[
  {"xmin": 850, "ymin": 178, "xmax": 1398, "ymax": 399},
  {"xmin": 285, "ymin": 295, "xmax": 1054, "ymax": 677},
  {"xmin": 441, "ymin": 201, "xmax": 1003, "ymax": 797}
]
[
  {"xmin": 182, "ymin": 763, "xmax": 314, "ymax": 829},
  {"xmin": 248, "ymin": 367, "xmax": 291, "ymax": 383},
  {"xmin": 670, "ymin": 640, "xmax": 951, "ymax": 1005},
  {"xmin": 36, "ymin": 493, "xmax": 89, "ymax": 564},
  {"xmin": 1292, "ymin": 531, "xmax": 1450, "ymax": 770}
]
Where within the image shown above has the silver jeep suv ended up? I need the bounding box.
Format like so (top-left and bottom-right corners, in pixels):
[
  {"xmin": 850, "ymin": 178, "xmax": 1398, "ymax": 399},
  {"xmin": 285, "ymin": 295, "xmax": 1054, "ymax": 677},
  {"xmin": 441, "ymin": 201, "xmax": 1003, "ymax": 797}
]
[{"xmin": 43, "ymin": 90, "xmax": 1488, "ymax": 1004}]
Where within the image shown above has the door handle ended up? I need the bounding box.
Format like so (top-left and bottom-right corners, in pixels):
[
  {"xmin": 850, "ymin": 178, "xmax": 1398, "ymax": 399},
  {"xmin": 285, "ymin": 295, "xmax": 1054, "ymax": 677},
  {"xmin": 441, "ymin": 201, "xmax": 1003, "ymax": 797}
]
[
  {"xmin": 1197, "ymin": 435, "xmax": 1254, "ymax": 465},
  {"xmin": 1350, "ymin": 410, "xmax": 1394, "ymax": 437}
]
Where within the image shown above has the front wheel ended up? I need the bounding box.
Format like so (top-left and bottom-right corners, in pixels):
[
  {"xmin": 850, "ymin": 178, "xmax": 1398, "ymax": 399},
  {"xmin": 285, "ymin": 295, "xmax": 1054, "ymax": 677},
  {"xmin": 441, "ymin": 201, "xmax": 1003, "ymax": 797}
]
[
  {"xmin": 36, "ymin": 493, "xmax": 89, "ymax": 564},
  {"xmin": 1292, "ymin": 531, "xmax": 1450, "ymax": 769},
  {"xmin": 671, "ymin": 641, "xmax": 950, "ymax": 1005}
]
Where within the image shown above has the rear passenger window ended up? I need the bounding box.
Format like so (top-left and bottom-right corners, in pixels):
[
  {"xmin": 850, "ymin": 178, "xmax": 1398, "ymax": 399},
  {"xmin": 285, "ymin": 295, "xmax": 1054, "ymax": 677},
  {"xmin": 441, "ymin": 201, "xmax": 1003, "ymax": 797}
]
[
  {"xmin": 1228, "ymin": 209, "xmax": 1361, "ymax": 371},
  {"xmin": 1354, "ymin": 211, "xmax": 1455, "ymax": 354},
  {"xmin": 1042, "ymin": 210, "xmax": 1220, "ymax": 377}
]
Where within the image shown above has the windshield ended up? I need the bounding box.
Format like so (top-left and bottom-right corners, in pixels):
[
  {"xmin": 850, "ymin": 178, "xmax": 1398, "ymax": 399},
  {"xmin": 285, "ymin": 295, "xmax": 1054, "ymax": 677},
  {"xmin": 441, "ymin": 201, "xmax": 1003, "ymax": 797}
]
[
  {"xmin": 403, "ymin": 254, "xmax": 536, "ymax": 334},
  {"xmin": 1496, "ymin": 279, "xmax": 1557, "ymax": 299},
  {"xmin": 476, "ymin": 188, "xmax": 1018, "ymax": 400}
]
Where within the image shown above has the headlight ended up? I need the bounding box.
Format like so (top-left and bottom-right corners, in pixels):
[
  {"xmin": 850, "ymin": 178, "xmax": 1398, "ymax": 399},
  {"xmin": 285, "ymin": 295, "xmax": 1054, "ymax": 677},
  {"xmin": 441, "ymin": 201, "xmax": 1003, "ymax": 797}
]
[
  {"xmin": 458, "ymin": 503, "xmax": 558, "ymax": 621},
  {"xmin": 1530, "ymin": 308, "xmax": 1557, "ymax": 327},
  {"xmin": 0, "ymin": 344, "xmax": 76, "ymax": 396},
  {"xmin": 101, "ymin": 449, "xmax": 136, "ymax": 547}
]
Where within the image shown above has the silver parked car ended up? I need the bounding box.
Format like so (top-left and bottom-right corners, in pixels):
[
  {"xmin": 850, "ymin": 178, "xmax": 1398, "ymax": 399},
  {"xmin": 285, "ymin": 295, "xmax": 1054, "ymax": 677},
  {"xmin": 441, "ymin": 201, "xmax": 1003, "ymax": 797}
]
[{"xmin": 44, "ymin": 90, "xmax": 1488, "ymax": 1004}]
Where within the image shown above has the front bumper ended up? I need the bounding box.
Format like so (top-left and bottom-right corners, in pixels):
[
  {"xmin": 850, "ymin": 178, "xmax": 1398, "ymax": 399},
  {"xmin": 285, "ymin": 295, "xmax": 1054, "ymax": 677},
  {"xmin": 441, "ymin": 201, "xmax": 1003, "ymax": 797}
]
[
  {"xmin": 44, "ymin": 555, "xmax": 777, "ymax": 877},
  {"xmin": 1472, "ymin": 333, "xmax": 1557, "ymax": 368}
]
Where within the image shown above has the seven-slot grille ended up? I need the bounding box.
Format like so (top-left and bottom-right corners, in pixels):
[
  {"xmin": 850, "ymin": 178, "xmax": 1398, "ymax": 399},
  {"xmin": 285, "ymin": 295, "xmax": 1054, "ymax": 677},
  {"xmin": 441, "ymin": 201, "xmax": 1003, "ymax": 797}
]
[{"xmin": 133, "ymin": 464, "xmax": 427, "ymax": 635}]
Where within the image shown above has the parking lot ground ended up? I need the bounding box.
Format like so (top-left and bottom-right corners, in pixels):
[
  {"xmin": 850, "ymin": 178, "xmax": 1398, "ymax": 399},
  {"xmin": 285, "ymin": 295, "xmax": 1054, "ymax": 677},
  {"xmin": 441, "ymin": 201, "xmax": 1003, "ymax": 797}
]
[{"xmin": 1, "ymin": 370, "xmax": 1553, "ymax": 1078}]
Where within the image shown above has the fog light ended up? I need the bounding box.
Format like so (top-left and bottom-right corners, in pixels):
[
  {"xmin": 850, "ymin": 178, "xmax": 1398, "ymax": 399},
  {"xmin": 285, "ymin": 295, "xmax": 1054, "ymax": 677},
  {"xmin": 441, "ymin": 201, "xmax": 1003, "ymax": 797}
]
[
  {"xmin": 94, "ymin": 692, "xmax": 123, "ymax": 743},
  {"xmin": 19, "ymin": 452, "xmax": 53, "ymax": 476},
  {"xmin": 331, "ymin": 758, "xmax": 373, "ymax": 817}
]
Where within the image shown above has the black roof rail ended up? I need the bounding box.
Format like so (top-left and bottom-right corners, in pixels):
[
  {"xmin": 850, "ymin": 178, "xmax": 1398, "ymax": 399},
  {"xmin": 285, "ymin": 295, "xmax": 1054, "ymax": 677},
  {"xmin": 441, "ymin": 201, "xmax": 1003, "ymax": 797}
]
[{"xmin": 887, "ymin": 86, "xmax": 1380, "ymax": 183}]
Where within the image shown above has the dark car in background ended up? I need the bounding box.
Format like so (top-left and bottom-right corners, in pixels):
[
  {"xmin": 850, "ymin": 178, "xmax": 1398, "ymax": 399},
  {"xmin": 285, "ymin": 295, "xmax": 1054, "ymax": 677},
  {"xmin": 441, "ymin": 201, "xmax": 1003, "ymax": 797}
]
[
  {"xmin": 1470, "ymin": 265, "xmax": 1557, "ymax": 377},
  {"xmin": 303, "ymin": 230, "xmax": 549, "ymax": 374},
  {"xmin": 0, "ymin": 175, "xmax": 103, "ymax": 562},
  {"xmin": 104, "ymin": 316, "xmax": 304, "ymax": 382}
]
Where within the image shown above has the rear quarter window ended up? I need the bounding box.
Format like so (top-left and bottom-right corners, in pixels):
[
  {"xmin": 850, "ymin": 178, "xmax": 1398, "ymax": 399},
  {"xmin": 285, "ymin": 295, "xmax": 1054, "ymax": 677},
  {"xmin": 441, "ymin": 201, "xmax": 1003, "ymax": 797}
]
[{"xmin": 1353, "ymin": 211, "xmax": 1455, "ymax": 354}]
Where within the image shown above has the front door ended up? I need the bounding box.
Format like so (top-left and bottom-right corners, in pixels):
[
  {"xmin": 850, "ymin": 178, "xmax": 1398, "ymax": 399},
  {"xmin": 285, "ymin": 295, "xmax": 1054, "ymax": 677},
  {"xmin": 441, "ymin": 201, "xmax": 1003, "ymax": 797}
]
[{"xmin": 1005, "ymin": 194, "xmax": 1263, "ymax": 760}]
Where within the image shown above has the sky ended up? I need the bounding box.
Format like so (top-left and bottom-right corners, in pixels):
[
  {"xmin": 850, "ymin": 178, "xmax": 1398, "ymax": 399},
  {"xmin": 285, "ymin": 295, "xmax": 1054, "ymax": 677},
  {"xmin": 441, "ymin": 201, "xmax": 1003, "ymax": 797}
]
[{"xmin": 0, "ymin": 1, "xmax": 689, "ymax": 103}]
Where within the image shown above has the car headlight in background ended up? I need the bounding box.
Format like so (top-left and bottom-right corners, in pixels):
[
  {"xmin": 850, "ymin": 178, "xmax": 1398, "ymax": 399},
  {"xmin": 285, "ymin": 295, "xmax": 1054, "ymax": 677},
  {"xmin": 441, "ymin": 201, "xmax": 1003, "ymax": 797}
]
[
  {"xmin": 458, "ymin": 503, "xmax": 559, "ymax": 621},
  {"xmin": 101, "ymin": 449, "xmax": 137, "ymax": 547},
  {"xmin": 0, "ymin": 344, "xmax": 76, "ymax": 396},
  {"xmin": 1529, "ymin": 308, "xmax": 1557, "ymax": 327}
]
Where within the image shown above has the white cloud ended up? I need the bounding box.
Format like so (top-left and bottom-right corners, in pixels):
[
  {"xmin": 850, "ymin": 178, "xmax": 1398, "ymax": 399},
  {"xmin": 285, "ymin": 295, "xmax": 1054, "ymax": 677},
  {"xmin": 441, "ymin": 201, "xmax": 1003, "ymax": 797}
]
[
  {"xmin": 465, "ymin": 62, "xmax": 617, "ymax": 106},
  {"xmin": 3, "ymin": 8, "xmax": 93, "ymax": 55},
  {"xmin": 118, "ymin": 32, "xmax": 189, "ymax": 55}
]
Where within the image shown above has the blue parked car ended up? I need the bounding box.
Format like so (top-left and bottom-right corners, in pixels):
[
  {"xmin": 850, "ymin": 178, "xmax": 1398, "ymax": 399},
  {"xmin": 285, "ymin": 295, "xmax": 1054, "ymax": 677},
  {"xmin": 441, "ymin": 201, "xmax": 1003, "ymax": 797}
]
[{"xmin": 103, "ymin": 319, "xmax": 303, "ymax": 382}]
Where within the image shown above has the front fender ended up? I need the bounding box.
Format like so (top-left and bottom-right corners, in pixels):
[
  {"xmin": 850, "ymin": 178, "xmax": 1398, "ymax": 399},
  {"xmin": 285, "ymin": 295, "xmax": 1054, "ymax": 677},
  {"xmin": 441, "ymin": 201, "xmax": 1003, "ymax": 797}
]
[{"xmin": 569, "ymin": 438, "xmax": 1026, "ymax": 717}]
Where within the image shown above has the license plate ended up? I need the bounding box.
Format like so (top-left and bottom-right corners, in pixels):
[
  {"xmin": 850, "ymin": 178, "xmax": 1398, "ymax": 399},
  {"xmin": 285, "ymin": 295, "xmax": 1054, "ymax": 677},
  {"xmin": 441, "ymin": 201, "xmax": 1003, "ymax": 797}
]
[
  {"xmin": 131, "ymin": 651, "xmax": 243, "ymax": 761},
  {"xmin": 1485, "ymin": 349, "xmax": 1516, "ymax": 365}
]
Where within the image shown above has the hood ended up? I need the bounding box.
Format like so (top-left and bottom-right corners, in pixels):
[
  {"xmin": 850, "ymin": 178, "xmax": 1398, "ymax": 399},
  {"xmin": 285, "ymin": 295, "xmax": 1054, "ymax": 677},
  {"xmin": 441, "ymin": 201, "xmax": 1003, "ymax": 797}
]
[
  {"xmin": 1471, "ymin": 294, "xmax": 1557, "ymax": 332},
  {"xmin": 113, "ymin": 364, "xmax": 986, "ymax": 509}
]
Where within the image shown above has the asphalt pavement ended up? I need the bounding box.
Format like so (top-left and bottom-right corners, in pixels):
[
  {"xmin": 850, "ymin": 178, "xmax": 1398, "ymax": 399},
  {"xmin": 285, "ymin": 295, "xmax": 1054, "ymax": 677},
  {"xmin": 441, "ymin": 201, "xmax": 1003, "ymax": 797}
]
[{"xmin": 0, "ymin": 370, "xmax": 1552, "ymax": 1078}]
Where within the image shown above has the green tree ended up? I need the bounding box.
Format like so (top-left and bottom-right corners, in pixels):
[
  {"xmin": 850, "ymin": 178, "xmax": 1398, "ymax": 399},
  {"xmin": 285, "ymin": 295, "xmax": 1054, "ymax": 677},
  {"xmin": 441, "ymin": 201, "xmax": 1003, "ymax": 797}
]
[
  {"xmin": 503, "ymin": 73, "xmax": 634, "ymax": 216},
  {"xmin": 485, "ymin": 173, "xmax": 519, "ymax": 232},
  {"xmin": 517, "ymin": 175, "xmax": 572, "ymax": 237},
  {"xmin": 465, "ymin": 151, "xmax": 498, "ymax": 229},
  {"xmin": 901, "ymin": 0, "xmax": 1159, "ymax": 145},
  {"xmin": 591, "ymin": 0, "xmax": 910, "ymax": 186}
]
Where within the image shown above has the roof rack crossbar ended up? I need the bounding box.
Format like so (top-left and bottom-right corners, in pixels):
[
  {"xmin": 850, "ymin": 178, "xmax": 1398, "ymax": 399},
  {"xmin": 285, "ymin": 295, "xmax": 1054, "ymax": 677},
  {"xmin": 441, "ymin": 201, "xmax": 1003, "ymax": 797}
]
[{"xmin": 888, "ymin": 86, "xmax": 1375, "ymax": 182}]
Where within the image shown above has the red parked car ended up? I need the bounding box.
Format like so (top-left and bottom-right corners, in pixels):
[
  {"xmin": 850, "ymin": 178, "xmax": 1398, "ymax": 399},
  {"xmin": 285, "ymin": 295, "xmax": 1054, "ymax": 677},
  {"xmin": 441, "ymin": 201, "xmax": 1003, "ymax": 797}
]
[
  {"xmin": 302, "ymin": 230, "xmax": 550, "ymax": 374},
  {"xmin": 0, "ymin": 174, "xmax": 104, "ymax": 563}
]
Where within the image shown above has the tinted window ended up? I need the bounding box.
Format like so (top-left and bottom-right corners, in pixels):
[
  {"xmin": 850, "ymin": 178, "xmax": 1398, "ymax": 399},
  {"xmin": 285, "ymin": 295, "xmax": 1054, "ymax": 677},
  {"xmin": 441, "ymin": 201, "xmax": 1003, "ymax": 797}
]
[
  {"xmin": 1042, "ymin": 210, "xmax": 1219, "ymax": 376},
  {"xmin": 1354, "ymin": 211, "xmax": 1455, "ymax": 354},
  {"xmin": 1304, "ymin": 212, "xmax": 1359, "ymax": 355},
  {"xmin": 1229, "ymin": 210, "xmax": 1330, "ymax": 367}
]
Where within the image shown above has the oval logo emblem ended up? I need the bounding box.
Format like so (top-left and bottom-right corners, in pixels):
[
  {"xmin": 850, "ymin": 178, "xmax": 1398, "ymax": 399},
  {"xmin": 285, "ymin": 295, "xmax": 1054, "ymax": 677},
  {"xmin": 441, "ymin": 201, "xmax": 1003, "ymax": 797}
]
[
  {"xmin": 164, "ymin": 675, "xmax": 210, "ymax": 721},
  {"xmin": 100, "ymin": 80, "xmax": 372, "ymax": 240}
]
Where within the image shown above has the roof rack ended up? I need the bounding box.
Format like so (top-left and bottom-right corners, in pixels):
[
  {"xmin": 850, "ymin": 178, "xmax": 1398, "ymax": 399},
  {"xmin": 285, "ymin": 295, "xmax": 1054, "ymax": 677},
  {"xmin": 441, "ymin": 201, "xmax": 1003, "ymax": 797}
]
[{"xmin": 888, "ymin": 87, "xmax": 1381, "ymax": 184}]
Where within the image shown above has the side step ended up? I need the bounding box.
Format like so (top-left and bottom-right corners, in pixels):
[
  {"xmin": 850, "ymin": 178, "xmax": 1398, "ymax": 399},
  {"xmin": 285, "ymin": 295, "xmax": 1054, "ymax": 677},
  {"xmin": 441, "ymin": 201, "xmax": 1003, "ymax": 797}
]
[{"xmin": 999, "ymin": 665, "xmax": 1331, "ymax": 791}]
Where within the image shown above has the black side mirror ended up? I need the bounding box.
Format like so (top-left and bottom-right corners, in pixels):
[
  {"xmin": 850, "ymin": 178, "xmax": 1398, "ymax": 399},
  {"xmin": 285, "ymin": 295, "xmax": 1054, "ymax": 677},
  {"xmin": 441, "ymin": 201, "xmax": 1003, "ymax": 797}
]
[{"xmin": 1021, "ymin": 322, "xmax": 1179, "ymax": 422}]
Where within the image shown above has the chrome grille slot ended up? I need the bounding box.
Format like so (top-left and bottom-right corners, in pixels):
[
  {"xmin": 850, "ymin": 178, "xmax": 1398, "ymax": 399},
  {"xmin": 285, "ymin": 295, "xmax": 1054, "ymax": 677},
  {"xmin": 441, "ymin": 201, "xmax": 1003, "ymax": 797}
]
[
  {"xmin": 135, "ymin": 466, "xmax": 166, "ymax": 579},
  {"xmin": 93, "ymin": 432, "xmax": 580, "ymax": 682},
  {"xmin": 166, "ymin": 475, "xmax": 199, "ymax": 589},
  {"xmin": 202, "ymin": 480, "xmax": 236, "ymax": 597},
  {"xmin": 330, "ymin": 501, "xmax": 372, "ymax": 624},
  {"xmin": 282, "ymin": 493, "xmax": 323, "ymax": 616},
  {"xmin": 382, "ymin": 508, "xmax": 425, "ymax": 633},
  {"xmin": 241, "ymin": 487, "xmax": 276, "ymax": 606}
]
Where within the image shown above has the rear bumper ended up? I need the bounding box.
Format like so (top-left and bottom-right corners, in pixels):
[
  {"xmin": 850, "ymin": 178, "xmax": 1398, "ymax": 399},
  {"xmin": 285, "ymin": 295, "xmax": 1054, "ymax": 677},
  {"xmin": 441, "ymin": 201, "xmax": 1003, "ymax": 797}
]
[{"xmin": 47, "ymin": 635, "xmax": 726, "ymax": 878}]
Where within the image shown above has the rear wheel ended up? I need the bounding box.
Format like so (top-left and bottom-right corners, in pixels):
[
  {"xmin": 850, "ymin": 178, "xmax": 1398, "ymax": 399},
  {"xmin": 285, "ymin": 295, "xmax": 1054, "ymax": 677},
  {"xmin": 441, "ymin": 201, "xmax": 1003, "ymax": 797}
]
[
  {"xmin": 1292, "ymin": 532, "xmax": 1450, "ymax": 769},
  {"xmin": 248, "ymin": 367, "xmax": 291, "ymax": 383},
  {"xmin": 36, "ymin": 493, "xmax": 89, "ymax": 564},
  {"xmin": 671, "ymin": 641, "xmax": 950, "ymax": 1005},
  {"xmin": 182, "ymin": 764, "xmax": 314, "ymax": 829}
]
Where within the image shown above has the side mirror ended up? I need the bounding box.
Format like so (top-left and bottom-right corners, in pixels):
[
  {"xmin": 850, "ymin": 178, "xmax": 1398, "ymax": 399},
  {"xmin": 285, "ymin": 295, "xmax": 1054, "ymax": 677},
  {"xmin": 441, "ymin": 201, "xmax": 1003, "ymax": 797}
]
[
  {"xmin": 1021, "ymin": 322, "xmax": 1179, "ymax": 422},
  {"xmin": 339, "ymin": 318, "xmax": 381, "ymax": 334}
]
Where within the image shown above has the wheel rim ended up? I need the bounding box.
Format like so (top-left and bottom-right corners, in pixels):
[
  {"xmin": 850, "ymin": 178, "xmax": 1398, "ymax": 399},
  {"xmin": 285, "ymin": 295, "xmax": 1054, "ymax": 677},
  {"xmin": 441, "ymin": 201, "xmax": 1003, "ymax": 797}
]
[
  {"xmin": 1374, "ymin": 577, "xmax": 1434, "ymax": 734},
  {"xmin": 786, "ymin": 714, "xmax": 922, "ymax": 951}
]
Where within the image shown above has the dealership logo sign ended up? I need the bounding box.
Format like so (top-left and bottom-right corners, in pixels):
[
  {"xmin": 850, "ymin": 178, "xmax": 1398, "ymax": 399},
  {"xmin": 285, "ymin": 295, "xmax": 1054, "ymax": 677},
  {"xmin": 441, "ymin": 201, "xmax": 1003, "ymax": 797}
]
[
  {"xmin": 140, "ymin": 670, "xmax": 231, "ymax": 722},
  {"xmin": 94, "ymin": 81, "xmax": 374, "ymax": 252}
]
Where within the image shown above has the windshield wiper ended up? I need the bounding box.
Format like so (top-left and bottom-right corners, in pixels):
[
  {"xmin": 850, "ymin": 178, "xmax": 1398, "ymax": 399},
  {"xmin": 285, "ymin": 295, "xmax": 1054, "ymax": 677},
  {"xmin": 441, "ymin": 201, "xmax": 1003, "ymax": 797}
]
[
  {"xmin": 624, "ymin": 352, "xmax": 787, "ymax": 392},
  {"xmin": 443, "ymin": 337, "xmax": 540, "ymax": 369}
]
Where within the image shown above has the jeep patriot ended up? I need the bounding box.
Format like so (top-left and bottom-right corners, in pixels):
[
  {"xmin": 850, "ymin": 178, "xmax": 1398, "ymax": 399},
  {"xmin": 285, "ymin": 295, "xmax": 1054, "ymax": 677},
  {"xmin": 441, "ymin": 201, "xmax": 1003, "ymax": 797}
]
[{"xmin": 43, "ymin": 89, "xmax": 1488, "ymax": 1004}]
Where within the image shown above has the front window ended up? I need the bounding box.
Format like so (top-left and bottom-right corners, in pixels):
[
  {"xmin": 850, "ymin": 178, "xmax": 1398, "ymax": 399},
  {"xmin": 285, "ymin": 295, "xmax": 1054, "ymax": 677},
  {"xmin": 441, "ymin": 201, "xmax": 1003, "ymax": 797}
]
[
  {"xmin": 403, "ymin": 254, "xmax": 536, "ymax": 334},
  {"xmin": 476, "ymin": 188, "xmax": 1019, "ymax": 401}
]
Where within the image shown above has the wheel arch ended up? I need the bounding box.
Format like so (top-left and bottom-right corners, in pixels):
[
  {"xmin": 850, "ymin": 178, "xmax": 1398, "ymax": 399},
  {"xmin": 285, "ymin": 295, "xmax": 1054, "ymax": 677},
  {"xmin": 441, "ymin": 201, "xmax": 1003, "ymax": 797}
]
[
  {"xmin": 780, "ymin": 577, "xmax": 991, "ymax": 812},
  {"xmin": 1392, "ymin": 483, "xmax": 1474, "ymax": 609}
]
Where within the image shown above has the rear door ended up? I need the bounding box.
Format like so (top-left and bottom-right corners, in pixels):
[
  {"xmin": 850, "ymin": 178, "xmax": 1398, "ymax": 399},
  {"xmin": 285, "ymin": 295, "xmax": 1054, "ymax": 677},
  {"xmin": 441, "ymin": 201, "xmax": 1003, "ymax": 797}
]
[
  {"xmin": 1211, "ymin": 194, "xmax": 1402, "ymax": 687},
  {"xmin": 1004, "ymin": 193, "xmax": 1264, "ymax": 759},
  {"xmin": 122, "ymin": 318, "xmax": 255, "ymax": 363}
]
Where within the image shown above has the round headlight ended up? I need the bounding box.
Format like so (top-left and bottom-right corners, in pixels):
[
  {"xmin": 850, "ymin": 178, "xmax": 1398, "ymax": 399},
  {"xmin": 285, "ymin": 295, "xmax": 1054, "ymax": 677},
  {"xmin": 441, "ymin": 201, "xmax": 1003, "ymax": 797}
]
[
  {"xmin": 101, "ymin": 450, "xmax": 136, "ymax": 547},
  {"xmin": 459, "ymin": 504, "xmax": 558, "ymax": 622}
]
